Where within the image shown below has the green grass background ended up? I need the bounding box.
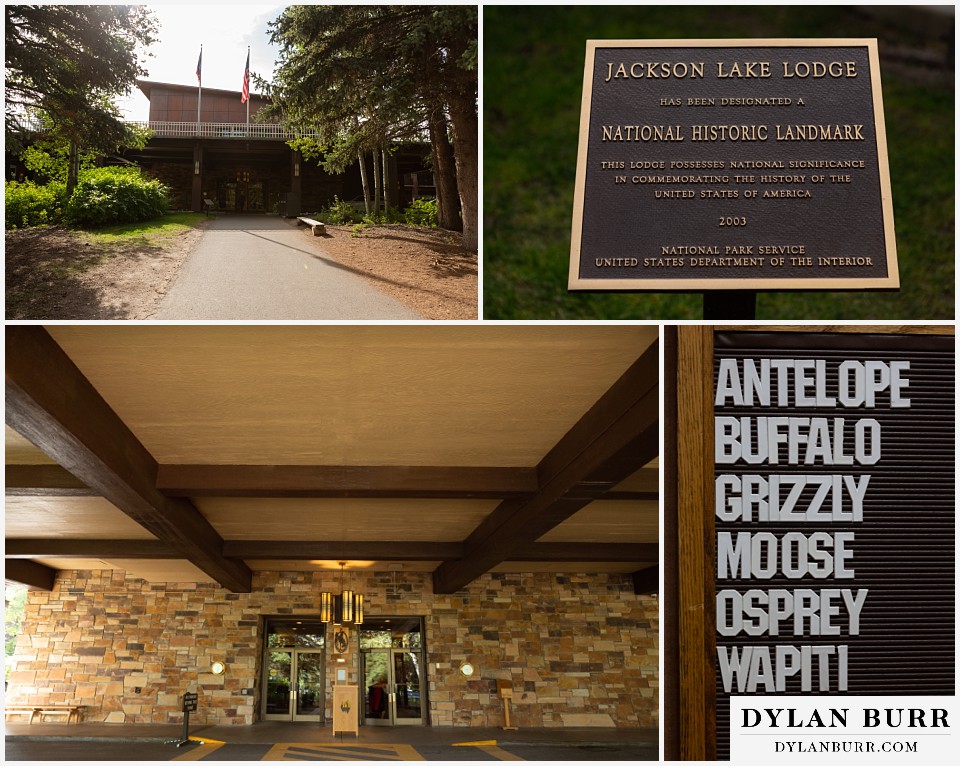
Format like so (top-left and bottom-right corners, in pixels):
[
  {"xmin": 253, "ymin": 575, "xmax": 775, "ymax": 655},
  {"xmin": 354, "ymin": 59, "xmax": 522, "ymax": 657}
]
[{"xmin": 483, "ymin": 6, "xmax": 954, "ymax": 319}]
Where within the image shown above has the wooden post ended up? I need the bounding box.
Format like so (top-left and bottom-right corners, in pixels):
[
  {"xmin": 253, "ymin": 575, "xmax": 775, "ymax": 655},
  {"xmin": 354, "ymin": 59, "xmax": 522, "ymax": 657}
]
[
  {"xmin": 702, "ymin": 291, "xmax": 757, "ymax": 320},
  {"xmin": 496, "ymin": 680, "xmax": 518, "ymax": 730},
  {"xmin": 675, "ymin": 326, "xmax": 716, "ymax": 760},
  {"xmin": 192, "ymin": 143, "xmax": 203, "ymax": 213}
]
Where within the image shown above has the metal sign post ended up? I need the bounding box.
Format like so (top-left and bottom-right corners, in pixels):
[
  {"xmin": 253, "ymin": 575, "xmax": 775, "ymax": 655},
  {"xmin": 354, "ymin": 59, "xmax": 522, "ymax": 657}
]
[{"xmin": 171, "ymin": 692, "xmax": 198, "ymax": 748}]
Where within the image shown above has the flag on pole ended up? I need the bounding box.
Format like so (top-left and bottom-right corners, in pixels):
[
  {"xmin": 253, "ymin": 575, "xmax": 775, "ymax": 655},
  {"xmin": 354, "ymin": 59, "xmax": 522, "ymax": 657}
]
[
  {"xmin": 196, "ymin": 47, "xmax": 202, "ymax": 84},
  {"xmin": 241, "ymin": 49, "xmax": 250, "ymax": 103}
]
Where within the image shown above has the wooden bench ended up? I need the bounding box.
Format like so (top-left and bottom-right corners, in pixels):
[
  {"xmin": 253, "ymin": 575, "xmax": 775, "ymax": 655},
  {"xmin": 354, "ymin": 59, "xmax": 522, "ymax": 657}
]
[
  {"xmin": 296, "ymin": 216, "xmax": 326, "ymax": 236},
  {"xmin": 4, "ymin": 704, "xmax": 84, "ymax": 724}
]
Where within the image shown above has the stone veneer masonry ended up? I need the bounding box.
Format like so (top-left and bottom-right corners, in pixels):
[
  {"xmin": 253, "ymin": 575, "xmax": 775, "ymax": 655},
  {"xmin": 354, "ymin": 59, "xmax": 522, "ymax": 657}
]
[{"xmin": 7, "ymin": 570, "xmax": 658, "ymax": 728}]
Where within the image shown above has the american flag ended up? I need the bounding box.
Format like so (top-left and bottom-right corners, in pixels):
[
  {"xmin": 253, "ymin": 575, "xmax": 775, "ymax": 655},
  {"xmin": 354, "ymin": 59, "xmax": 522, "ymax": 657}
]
[
  {"xmin": 241, "ymin": 49, "xmax": 250, "ymax": 103},
  {"xmin": 196, "ymin": 47, "xmax": 202, "ymax": 84}
]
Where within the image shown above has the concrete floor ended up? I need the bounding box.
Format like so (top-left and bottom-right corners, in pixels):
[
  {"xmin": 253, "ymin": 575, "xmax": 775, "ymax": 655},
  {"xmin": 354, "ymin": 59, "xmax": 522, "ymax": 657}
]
[
  {"xmin": 5, "ymin": 719, "xmax": 657, "ymax": 746},
  {"xmin": 5, "ymin": 721, "xmax": 659, "ymax": 761}
]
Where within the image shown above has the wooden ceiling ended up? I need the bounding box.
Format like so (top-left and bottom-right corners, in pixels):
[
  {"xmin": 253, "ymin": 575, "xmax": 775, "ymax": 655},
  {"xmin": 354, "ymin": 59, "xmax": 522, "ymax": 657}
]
[{"xmin": 5, "ymin": 326, "xmax": 659, "ymax": 594}]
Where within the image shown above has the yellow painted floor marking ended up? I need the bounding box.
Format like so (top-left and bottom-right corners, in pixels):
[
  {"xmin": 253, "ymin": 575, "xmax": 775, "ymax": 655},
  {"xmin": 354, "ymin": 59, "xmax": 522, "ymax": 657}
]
[
  {"xmin": 190, "ymin": 737, "xmax": 226, "ymax": 745},
  {"xmin": 172, "ymin": 741, "xmax": 226, "ymax": 760},
  {"xmin": 476, "ymin": 744, "xmax": 525, "ymax": 761},
  {"xmin": 262, "ymin": 743, "xmax": 424, "ymax": 761},
  {"xmin": 452, "ymin": 740, "xmax": 497, "ymax": 746}
]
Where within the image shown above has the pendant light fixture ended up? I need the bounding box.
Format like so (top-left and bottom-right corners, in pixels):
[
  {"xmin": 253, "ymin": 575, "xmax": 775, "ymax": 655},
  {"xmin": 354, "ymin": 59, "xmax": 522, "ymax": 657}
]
[
  {"xmin": 319, "ymin": 590, "xmax": 333, "ymax": 623},
  {"xmin": 322, "ymin": 562, "xmax": 363, "ymax": 626}
]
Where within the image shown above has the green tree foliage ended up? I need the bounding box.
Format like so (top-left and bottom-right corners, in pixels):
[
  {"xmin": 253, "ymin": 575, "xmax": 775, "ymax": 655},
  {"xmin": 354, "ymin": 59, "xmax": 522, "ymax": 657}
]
[
  {"xmin": 404, "ymin": 197, "xmax": 438, "ymax": 227},
  {"xmin": 4, "ymin": 180, "xmax": 67, "ymax": 228},
  {"xmin": 19, "ymin": 122, "xmax": 152, "ymax": 185},
  {"xmin": 64, "ymin": 167, "xmax": 169, "ymax": 227},
  {"xmin": 5, "ymin": 583, "xmax": 27, "ymax": 671},
  {"xmin": 5, "ymin": 5, "xmax": 158, "ymax": 192},
  {"xmin": 263, "ymin": 5, "xmax": 478, "ymax": 250}
]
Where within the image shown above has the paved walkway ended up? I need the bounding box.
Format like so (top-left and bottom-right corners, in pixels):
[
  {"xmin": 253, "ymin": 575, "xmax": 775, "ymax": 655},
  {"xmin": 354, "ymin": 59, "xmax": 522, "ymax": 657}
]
[{"xmin": 152, "ymin": 216, "xmax": 422, "ymax": 320}]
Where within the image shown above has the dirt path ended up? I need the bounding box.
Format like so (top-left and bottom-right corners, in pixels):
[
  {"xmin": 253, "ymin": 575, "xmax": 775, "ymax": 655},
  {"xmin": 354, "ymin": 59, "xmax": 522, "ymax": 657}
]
[
  {"xmin": 5, "ymin": 218, "xmax": 478, "ymax": 320},
  {"xmin": 307, "ymin": 223, "xmax": 478, "ymax": 320},
  {"xmin": 5, "ymin": 224, "xmax": 206, "ymax": 320}
]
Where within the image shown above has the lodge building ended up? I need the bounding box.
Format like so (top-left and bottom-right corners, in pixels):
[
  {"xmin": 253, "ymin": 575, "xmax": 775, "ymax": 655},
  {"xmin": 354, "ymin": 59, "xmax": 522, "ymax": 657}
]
[
  {"xmin": 4, "ymin": 326, "xmax": 659, "ymax": 732},
  {"xmin": 124, "ymin": 81, "xmax": 434, "ymax": 216},
  {"xmin": 8, "ymin": 80, "xmax": 434, "ymax": 216}
]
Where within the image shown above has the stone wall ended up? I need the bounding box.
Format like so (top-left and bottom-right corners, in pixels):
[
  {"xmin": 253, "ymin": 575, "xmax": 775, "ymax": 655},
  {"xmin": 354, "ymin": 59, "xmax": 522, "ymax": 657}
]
[{"xmin": 7, "ymin": 570, "xmax": 658, "ymax": 728}]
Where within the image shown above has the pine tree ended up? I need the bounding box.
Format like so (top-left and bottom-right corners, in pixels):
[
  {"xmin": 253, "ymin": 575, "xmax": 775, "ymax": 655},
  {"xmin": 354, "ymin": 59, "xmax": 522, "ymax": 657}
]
[
  {"xmin": 263, "ymin": 5, "xmax": 477, "ymax": 249},
  {"xmin": 5, "ymin": 5, "xmax": 158, "ymax": 194}
]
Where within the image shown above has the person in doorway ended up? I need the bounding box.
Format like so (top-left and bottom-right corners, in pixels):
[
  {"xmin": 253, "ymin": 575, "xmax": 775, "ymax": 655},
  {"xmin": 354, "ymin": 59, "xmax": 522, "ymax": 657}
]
[{"xmin": 368, "ymin": 674, "xmax": 388, "ymax": 718}]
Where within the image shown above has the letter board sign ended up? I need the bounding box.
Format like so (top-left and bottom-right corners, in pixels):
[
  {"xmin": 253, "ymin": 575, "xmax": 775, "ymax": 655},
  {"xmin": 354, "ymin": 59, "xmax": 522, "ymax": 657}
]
[
  {"xmin": 712, "ymin": 331, "xmax": 954, "ymax": 760},
  {"xmin": 569, "ymin": 40, "xmax": 898, "ymax": 292}
]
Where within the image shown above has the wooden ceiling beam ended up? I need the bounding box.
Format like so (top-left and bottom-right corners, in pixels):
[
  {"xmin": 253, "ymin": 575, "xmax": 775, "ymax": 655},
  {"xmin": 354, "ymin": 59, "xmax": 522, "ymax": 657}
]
[
  {"xmin": 4, "ymin": 539, "xmax": 179, "ymax": 559},
  {"xmin": 632, "ymin": 565, "xmax": 659, "ymax": 595},
  {"xmin": 5, "ymin": 539, "xmax": 657, "ymax": 564},
  {"xmin": 156, "ymin": 464, "xmax": 538, "ymax": 498},
  {"xmin": 4, "ymin": 327, "xmax": 252, "ymax": 592},
  {"xmin": 6, "ymin": 463, "xmax": 655, "ymax": 501},
  {"xmin": 5, "ymin": 464, "xmax": 94, "ymax": 496},
  {"xmin": 433, "ymin": 340, "xmax": 660, "ymax": 594},
  {"xmin": 5, "ymin": 559, "xmax": 57, "ymax": 591}
]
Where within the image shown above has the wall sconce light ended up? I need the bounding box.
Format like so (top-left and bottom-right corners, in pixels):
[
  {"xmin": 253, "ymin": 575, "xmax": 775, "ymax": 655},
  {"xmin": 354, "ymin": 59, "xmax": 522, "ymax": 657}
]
[
  {"xmin": 459, "ymin": 661, "xmax": 475, "ymax": 677},
  {"xmin": 194, "ymin": 160, "xmax": 200, "ymax": 175},
  {"xmin": 210, "ymin": 661, "xmax": 225, "ymax": 675},
  {"xmin": 294, "ymin": 160, "xmax": 300, "ymax": 177}
]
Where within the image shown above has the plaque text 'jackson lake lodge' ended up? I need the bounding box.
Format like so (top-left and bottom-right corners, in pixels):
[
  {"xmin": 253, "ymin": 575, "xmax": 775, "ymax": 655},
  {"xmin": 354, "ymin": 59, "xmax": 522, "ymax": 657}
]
[{"xmin": 569, "ymin": 40, "xmax": 899, "ymax": 291}]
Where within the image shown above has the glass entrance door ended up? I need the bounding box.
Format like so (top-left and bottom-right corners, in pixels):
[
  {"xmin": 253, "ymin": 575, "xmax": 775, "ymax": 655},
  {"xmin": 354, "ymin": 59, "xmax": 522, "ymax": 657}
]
[
  {"xmin": 265, "ymin": 649, "xmax": 326, "ymax": 721},
  {"xmin": 391, "ymin": 650, "xmax": 423, "ymax": 723},
  {"xmin": 265, "ymin": 650, "xmax": 292, "ymax": 717},
  {"xmin": 364, "ymin": 649, "xmax": 423, "ymax": 725},
  {"xmin": 360, "ymin": 617, "xmax": 425, "ymax": 726},
  {"xmin": 294, "ymin": 651, "xmax": 324, "ymax": 720},
  {"xmin": 263, "ymin": 619, "xmax": 326, "ymax": 722}
]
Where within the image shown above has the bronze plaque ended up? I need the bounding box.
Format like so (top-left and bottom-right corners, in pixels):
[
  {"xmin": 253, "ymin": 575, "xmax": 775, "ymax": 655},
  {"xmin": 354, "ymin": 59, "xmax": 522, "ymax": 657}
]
[{"xmin": 569, "ymin": 40, "xmax": 899, "ymax": 291}]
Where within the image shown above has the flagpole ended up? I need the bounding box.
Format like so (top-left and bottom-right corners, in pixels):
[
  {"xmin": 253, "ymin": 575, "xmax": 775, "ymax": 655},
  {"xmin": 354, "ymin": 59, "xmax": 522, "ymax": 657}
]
[
  {"xmin": 245, "ymin": 46, "xmax": 250, "ymax": 136},
  {"xmin": 196, "ymin": 45, "xmax": 203, "ymax": 136}
]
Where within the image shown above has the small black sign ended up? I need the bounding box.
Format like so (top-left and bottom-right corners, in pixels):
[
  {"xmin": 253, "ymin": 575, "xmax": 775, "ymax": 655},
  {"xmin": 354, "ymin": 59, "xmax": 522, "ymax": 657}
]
[
  {"xmin": 569, "ymin": 40, "xmax": 899, "ymax": 291},
  {"xmin": 182, "ymin": 692, "xmax": 198, "ymax": 713}
]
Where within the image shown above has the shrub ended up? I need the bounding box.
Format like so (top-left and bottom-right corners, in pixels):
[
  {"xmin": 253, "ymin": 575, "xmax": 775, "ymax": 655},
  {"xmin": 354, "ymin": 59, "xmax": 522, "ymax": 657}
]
[
  {"xmin": 65, "ymin": 167, "xmax": 169, "ymax": 227},
  {"xmin": 404, "ymin": 197, "xmax": 438, "ymax": 227},
  {"xmin": 4, "ymin": 181, "xmax": 67, "ymax": 229},
  {"xmin": 320, "ymin": 195, "xmax": 360, "ymax": 225}
]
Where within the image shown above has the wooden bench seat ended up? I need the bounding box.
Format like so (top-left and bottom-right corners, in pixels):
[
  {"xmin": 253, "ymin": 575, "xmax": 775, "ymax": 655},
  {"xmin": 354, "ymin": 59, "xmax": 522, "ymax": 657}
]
[
  {"xmin": 296, "ymin": 216, "xmax": 326, "ymax": 236},
  {"xmin": 4, "ymin": 704, "xmax": 84, "ymax": 724}
]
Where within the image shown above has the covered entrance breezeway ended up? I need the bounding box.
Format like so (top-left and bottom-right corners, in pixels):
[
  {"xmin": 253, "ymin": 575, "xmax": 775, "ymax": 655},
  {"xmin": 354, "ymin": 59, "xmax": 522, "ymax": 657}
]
[{"xmin": 4, "ymin": 326, "xmax": 659, "ymax": 731}]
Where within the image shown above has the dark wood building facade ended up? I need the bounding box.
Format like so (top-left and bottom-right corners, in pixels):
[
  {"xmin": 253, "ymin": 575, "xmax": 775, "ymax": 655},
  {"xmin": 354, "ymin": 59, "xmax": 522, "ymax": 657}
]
[{"xmin": 126, "ymin": 81, "xmax": 432, "ymax": 215}]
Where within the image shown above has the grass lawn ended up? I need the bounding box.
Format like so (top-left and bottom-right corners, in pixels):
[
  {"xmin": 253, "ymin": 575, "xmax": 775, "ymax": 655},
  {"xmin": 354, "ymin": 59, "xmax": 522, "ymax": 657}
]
[
  {"xmin": 483, "ymin": 6, "xmax": 954, "ymax": 320},
  {"xmin": 78, "ymin": 212, "xmax": 208, "ymax": 249}
]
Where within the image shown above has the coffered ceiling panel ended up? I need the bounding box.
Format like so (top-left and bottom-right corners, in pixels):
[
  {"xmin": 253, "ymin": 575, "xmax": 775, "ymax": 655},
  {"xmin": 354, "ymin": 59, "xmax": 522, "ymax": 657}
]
[{"xmin": 46, "ymin": 325, "xmax": 657, "ymax": 467}]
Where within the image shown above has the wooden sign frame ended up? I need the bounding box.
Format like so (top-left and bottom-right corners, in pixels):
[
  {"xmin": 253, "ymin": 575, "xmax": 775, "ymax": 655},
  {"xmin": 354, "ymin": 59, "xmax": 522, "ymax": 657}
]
[
  {"xmin": 569, "ymin": 39, "xmax": 899, "ymax": 292},
  {"xmin": 666, "ymin": 326, "xmax": 954, "ymax": 761}
]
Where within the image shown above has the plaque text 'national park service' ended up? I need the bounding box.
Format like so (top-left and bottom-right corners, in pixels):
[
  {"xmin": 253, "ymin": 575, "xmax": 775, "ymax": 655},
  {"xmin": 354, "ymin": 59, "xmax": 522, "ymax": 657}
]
[{"xmin": 569, "ymin": 40, "xmax": 899, "ymax": 291}]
